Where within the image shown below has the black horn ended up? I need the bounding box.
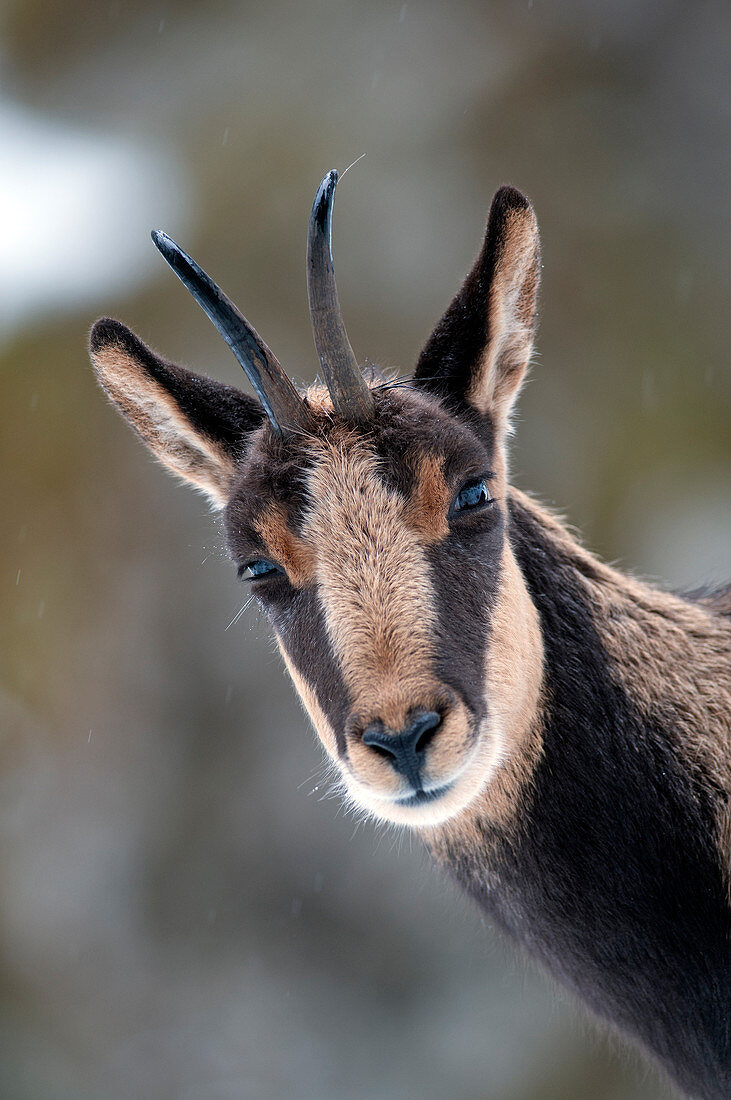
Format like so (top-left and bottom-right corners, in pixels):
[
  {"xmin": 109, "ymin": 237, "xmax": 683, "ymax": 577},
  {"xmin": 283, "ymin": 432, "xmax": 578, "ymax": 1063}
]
[
  {"xmin": 306, "ymin": 171, "xmax": 374, "ymax": 422},
  {"xmin": 151, "ymin": 230, "xmax": 309, "ymax": 437}
]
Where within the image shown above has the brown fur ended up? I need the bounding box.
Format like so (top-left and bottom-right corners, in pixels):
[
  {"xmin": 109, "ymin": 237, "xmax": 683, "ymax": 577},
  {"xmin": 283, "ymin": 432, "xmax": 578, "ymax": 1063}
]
[
  {"xmin": 402, "ymin": 451, "xmax": 452, "ymax": 543},
  {"xmin": 467, "ymin": 205, "xmax": 540, "ymax": 429},
  {"xmin": 91, "ymin": 344, "xmax": 236, "ymax": 506},
  {"xmin": 255, "ymin": 504, "xmax": 316, "ymax": 587},
  {"xmin": 500, "ymin": 490, "xmax": 731, "ymax": 883},
  {"xmin": 303, "ymin": 436, "xmax": 439, "ymax": 728},
  {"xmin": 89, "ymin": 180, "xmax": 731, "ymax": 1095},
  {"xmin": 300, "ymin": 436, "xmax": 479, "ymax": 820},
  {"xmin": 280, "ymin": 648, "xmax": 340, "ymax": 761},
  {"xmin": 425, "ymin": 543, "xmax": 546, "ymax": 860}
]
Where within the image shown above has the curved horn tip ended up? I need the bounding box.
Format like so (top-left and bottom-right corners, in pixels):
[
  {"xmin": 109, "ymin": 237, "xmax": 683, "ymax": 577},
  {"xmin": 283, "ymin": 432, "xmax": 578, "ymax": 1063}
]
[
  {"xmin": 307, "ymin": 167, "xmax": 374, "ymax": 423},
  {"xmin": 312, "ymin": 170, "xmax": 339, "ymax": 229},
  {"xmin": 151, "ymin": 229, "xmax": 180, "ymax": 264},
  {"xmin": 149, "ymin": 227, "xmax": 310, "ymax": 438},
  {"xmin": 319, "ymin": 168, "xmax": 339, "ymax": 193}
]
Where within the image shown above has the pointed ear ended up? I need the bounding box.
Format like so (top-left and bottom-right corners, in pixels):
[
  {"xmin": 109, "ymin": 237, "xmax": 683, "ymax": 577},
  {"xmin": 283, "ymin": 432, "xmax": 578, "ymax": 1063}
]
[
  {"xmin": 413, "ymin": 186, "xmax": 540, "ymax": 433},
  {"xmin": 89, "ymin": 318, "xmax": 265, "ymax": 508}
]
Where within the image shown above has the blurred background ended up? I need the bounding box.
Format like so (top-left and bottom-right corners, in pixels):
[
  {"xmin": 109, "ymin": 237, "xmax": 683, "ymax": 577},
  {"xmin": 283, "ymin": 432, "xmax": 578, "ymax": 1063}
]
[{"xmin": 1, "ymin": 1, "xmax": 729, "ymax": 1097}]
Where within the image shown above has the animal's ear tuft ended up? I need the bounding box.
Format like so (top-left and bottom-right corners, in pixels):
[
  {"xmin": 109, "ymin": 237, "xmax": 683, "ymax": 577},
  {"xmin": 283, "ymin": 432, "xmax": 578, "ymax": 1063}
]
[
  {"xmin": 413, "ymin": 185, "xmax": 540, "ymax": 433},
  {"xmin": 89, "ymin": 318, "xmax": 265, "ymax": 508},
  {"xmin": 90, "ymin": 316, "xmax": 139, "ymax": 357}
]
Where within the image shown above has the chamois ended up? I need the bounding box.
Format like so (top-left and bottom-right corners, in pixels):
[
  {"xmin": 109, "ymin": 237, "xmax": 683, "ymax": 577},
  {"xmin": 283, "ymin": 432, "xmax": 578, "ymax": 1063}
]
[{"xmin": 89, "ymin": 172, "xmax": 731, "ymax": 1099}]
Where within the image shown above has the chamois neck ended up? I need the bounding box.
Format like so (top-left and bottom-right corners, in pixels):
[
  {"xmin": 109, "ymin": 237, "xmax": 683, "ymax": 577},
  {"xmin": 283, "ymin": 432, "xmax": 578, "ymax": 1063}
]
[
  {"xmin": 508, "ymin": 485, "xmax": 725, "ymax": 631},
  {"xmin": 432, "ymin": 488, "xmax": 731, "ymax": 1099},
  {"xmin": 507, "ymin": 487, "xmax": 731, "ymax": 853}
]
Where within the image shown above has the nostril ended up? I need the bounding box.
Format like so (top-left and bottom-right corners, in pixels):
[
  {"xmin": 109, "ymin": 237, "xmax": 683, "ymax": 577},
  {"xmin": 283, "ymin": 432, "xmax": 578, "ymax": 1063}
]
[
  {"xmin": 411, "ymin": 710, "xmax": 442, "ymax": 755},
  {"xmin": 361, "ymin": 725, "xmax": 397, "ymax": 758},
  {"xmin": 365, "ymin": 740, "xmax": 394, "ymax": 760}
]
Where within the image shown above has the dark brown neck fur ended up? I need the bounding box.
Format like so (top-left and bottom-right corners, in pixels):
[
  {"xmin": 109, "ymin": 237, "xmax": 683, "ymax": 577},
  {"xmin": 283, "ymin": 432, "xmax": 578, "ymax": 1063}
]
[{"xmin": 430, "ymin": 490, "xmax": 731, "ymax": 1100}]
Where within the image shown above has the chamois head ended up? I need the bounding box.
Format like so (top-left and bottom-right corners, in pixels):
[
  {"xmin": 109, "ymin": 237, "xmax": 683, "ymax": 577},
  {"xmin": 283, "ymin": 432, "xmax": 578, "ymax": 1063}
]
[{"xmin": 90, "ymin": 173, "xmax": 543, "ymax": 828}]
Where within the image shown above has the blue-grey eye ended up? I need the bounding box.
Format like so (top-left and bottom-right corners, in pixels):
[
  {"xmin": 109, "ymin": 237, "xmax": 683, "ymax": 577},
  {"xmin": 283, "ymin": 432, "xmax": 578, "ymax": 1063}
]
[
  {"xmin": 453, "ymin": 478, "xmax": 492, "ymax": 513},
  {"xmin": 239, "ymin": 559, "xmax": 283, "ymax": 581}
]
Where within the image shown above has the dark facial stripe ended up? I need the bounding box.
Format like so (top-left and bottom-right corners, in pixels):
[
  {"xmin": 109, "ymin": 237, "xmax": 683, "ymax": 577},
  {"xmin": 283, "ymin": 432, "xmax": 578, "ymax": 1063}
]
[
  {"xmin": 426, "ymin": 502, "xmax": 505, "ymax": 723},
  {"xmin": 264, "ymin": 584, "xmax": 351, "ymax": 758}
]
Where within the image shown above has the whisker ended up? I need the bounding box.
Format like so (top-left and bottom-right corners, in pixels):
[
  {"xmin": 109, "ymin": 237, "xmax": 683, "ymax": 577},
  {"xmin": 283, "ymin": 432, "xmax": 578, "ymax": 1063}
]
[
  {"xmin": 371, "ymin": 374, "xmax": 444, "ymax": 393},
  {"xmin": 224, "ymin": 595, "xmax": 255, "ymax": 631},
  {"xmin": 340, "ymin": 152, "xmax": 366, "ymax": 179},
  {"xmin": 297, "ymin": 763, "xmax": 329, "ymax": 791}
]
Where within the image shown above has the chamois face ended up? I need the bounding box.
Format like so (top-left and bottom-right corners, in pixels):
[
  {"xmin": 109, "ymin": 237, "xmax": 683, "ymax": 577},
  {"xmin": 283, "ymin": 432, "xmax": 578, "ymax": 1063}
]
[
  {"xmin": 223, "ymin": 386, "xmax": 540, "ymax": 826},
  {"xmin": 90, "ymin": 179, "xmax": 543, "ymax": 829}
]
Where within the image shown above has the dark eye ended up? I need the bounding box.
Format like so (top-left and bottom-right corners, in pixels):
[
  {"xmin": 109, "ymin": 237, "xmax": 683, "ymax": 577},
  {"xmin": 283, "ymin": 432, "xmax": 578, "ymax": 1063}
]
[
  {"xmin": 452, "ymin": 478, "xmax": 493, "ymax": 514},
  {"xmin": 238, "ymin": 559, "xmax": 284, "ymax": 581}
]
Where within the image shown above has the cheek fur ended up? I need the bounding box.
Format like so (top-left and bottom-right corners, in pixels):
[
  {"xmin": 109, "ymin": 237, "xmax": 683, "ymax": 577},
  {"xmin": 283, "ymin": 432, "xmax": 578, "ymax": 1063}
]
[
  {"xmin": 263, "ymin": 586, "xmax": 351, "ymax": 757},
  {"xmin": 427, "ymin": 505, "xmax": 504, "ymax": 716}
]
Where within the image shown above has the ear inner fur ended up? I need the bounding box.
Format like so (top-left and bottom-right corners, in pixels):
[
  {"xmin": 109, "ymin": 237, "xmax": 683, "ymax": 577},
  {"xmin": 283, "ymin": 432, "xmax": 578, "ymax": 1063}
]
[
  {"xmin": 467, "ymin": 204, "xmax": 540, "ymax": 427},
  {"xmin": 90, "ymin": 318, "xmax": 265, "ymax": 508},
  {"xmin": 413, "ymin": 186, "xmax": 540, "ymax": 433},
  {"xmin": 91, "ymin": 343, "xmax": 235, "ymax": 506}
]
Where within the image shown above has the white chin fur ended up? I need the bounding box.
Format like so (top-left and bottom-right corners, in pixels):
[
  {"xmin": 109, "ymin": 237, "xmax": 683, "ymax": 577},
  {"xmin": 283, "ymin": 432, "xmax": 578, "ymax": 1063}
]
[{"xmin": 341, "ymin": 722, "xmax": 506, "ymax": 829}]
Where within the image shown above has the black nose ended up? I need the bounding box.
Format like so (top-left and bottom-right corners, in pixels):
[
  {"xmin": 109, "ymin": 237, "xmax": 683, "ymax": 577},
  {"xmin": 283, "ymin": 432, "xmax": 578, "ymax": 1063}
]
[{"xmin": 361, "ymin": 711, "xmax": 442, "ymax": 786}]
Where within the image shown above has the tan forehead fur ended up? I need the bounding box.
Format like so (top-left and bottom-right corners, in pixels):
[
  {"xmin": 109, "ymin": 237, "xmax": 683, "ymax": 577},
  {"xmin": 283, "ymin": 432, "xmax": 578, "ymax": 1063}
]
[
  {"xmin": 254, "ymin": 417, "xmax": 456, "ymax": 587},
  {"xmin": 302, "ymin": 438, "xmax": 441, "ymax": 732}
]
